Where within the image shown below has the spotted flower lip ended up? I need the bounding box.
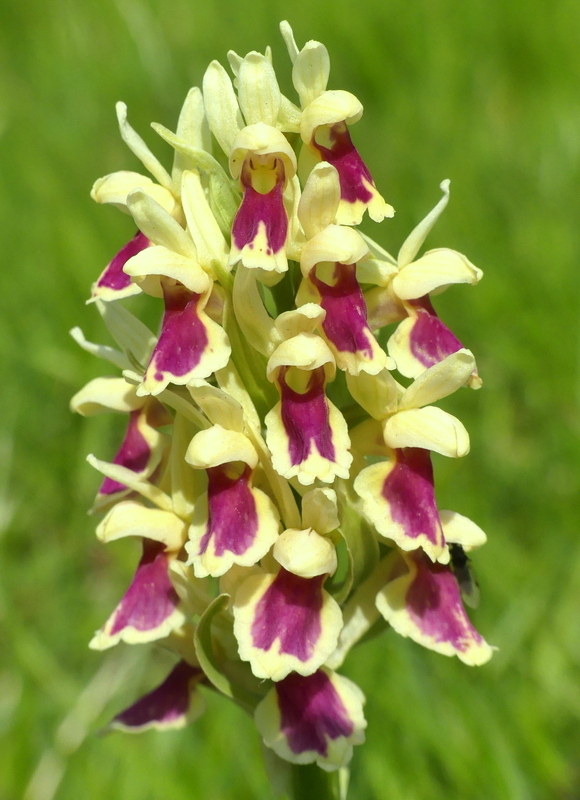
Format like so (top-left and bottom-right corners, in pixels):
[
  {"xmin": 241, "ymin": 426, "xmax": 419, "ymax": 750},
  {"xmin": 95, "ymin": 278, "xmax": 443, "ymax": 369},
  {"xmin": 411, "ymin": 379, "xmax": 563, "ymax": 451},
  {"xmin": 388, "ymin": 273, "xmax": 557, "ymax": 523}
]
[
  {"xmin": 376, "ymin": 549, "xmax": 493, "ymax": 666},
  {"xmin": 96, "ymin": 407, "xmax": 161, "ymax": 502},
  {"xmin": 255, "ymin": 667, "xmax": 366, "ymax": 771},
  {"xmin": 388, "ymin": 296, "xmax": 483, "ymax": 388},
  {"xmin": 185, "ymin": 426, "xmax": 280, "ymax": 578},
  {"xmin": 138, "ymin": 280, "xmax": 231, "ymax": 397},
  {"xmin": 384, "ymin": 180, "xmax": 483, "ymax": 385},
  {"xmin": 232, "ymin": 507, "xmax": 341, "ymax": 680},
  {"xmin": 89, "ymin": 502, "xmax": 189, "ymax": 653},
  {"xmin": 352, "ymin": 351, "xmax": 479, "ymax": 562}
]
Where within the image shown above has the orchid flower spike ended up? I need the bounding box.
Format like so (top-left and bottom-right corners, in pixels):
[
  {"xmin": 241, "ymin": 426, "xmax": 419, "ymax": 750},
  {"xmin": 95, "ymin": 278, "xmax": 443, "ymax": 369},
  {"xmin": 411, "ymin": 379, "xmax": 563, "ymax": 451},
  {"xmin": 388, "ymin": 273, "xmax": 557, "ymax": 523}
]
[{"xmin": 72, "ymin": 20, "xmax": 492, "ymax": 791}]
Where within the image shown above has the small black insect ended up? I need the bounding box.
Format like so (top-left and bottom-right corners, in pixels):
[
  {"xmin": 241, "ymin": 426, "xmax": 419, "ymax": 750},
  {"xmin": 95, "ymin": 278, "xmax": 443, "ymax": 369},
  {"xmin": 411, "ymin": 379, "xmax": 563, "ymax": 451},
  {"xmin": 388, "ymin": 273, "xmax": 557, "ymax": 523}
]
[{"xmin": 449, "ymin": 543, "xmax": 480, "ymax": 609}]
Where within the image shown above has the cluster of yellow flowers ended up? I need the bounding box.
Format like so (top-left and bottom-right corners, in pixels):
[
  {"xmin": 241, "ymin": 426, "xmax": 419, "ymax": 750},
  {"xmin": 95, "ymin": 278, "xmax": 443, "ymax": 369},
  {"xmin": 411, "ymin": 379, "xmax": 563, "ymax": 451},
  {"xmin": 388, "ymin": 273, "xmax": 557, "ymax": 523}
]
[{"xmin": 72, "ymin": 21, "xmax": 491, "ymax": 776}]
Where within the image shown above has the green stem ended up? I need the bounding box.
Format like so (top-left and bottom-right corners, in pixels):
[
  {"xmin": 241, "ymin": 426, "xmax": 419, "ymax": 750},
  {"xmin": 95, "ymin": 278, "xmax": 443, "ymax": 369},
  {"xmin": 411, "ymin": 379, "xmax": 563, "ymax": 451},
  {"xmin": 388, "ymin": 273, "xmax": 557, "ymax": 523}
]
[
  {"xmin": 262, "ymin": 750, "xmax": 347, "ymax": 800},
  {"xmin": 213, "ymin": 261, "xmax": 277, "ymax": 420},
  {"xmin": 288, "ymin": 764, "xmax": 344, "ymax": 800}
]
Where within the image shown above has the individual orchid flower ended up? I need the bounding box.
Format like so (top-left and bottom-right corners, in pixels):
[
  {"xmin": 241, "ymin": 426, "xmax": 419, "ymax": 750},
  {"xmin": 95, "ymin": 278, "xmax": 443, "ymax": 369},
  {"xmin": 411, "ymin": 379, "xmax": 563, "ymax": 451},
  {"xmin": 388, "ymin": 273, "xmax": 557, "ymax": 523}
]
[
  {"xmin": 265, "ymin": 332, "xmax": 352, "ymax": 485},
  {"xmin": 229, "ymin": 123, "xmax": 297, "ymax": 275},
  {"xmin": 122, "ymin": 189, "xmax": 231, "ymax": 395},
  {"xmin": 70, "ymin": 376, "xmax": 170, "ymax": 512},
  {"xmin": 297, "ymin": 221, "xmax": 389, "ymax": 375},
  {"xmin": 375, "ymin": 512, "xmax": 494, "ymax": 665},
  {"xmin": 89, "ymin": 101, "xmax": 183, "ymax": 302},
  {"xmin": 280, "ymin": 22, "xmax": 393, "ymax": 227},
  {"xmin": 255, "ymin": 667, "xmax": 366, "ymax": 771},
  {"xmin": 89, "ymin": 500, "xmax": 188, "ymax": 650},
  {"xmin": 351, "ymin": 350, "xmax": 475, "ymax": 561},
  {"xmin": 300, "ymin": 92, "xmax": 393, "ymax": 227},
  {"xmin": 203, "ymin": 52, "xmax": 299, "ymax": 276},
  {"xmin": 184, "ymin": 425, "xmax": 280, "ymax": 578},
  {"xmin": 233, "ymin": 490, "xmax": 342, "ymax": 680},
  {"xmin": 110, "ymin": 660, "xmax": 206, "ymax": 733},
  {"xmin": 389, "ymin": 295, "xmax": 483, "ymax": 388},
  {"xmin": 366, "ymin": 181, "xmax": 483, "ymax": 385}
]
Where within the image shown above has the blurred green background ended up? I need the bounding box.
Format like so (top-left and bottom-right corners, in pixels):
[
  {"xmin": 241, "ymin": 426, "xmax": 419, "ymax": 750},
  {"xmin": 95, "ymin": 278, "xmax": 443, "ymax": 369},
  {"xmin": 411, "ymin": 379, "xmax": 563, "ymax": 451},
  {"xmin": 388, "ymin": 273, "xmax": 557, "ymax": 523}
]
[{"xmin": 1, "ymin": 0, "xmax": 578, "ymax": 798}]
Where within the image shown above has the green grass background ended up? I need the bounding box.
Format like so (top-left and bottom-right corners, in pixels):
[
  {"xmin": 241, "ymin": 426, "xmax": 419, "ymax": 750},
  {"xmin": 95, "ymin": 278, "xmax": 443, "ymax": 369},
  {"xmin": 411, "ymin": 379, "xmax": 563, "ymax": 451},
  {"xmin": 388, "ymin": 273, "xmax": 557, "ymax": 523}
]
[{"xmin": 1, "ymin": 0, "xmax": 579, "ymax": 797}]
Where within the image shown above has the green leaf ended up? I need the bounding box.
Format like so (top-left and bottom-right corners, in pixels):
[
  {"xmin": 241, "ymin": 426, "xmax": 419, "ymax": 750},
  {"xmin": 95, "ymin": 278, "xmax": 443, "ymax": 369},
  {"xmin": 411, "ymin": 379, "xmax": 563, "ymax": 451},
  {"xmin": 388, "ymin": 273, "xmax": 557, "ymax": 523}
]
[
  {"xmin": 335, "ymin": 482, "xmax": 380, "ymax": 597},
  {"xmin": 326, "ymin": 536, "xmax": 354, "ymax": 605},
  {"xmin": 194, "ymin": 593, "xmax": 263, "ymax": 712}
]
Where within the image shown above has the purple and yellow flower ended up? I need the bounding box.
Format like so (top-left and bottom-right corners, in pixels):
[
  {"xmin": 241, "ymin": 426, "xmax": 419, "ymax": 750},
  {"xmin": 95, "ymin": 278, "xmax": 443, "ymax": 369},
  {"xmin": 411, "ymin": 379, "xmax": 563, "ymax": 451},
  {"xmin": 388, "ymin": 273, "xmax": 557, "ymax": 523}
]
[
  {"xmin": 365, "ymin": 181, "xmax": 483, "ymax": 386},
  {"xmin": 233, "ymin": 499, "xmax": 342, "ymax": 681},
  {"xmin": 265, "ymin": 333, "xmax": 352, "ymax": 485},
  {"xmin": 255, "ymin": 667, "xmax": 366, "ymax": 771},
  {"xmin": 279, "ymin": 22, "xmax": 393, "ymax": 227},
  {"xmin": 89, "ymin": 500, "xmax": 188, "ymax": 649},
  {"xmin": 70, "ymin": 377, "xmax": 171, "ymax": 511},
  {"xmin": 229, "ymin": 124, "xmax": 297, "ymax": 275},
  {"xmin": 185, "ymin": 425, "xmax": 280, "ymax": 577},
  {"xmin": 110, "ymin": 660, "xmax": 206, "ymax": 733},
  {"xmin": 89, "ymin": 102, "xmax": 182, "ymax": 302},
  {"xmin": 297, "ymin": 224, "xmax": 389, "ymax": 375},
  {"xmin": 375, "ymin": 513, "xmax": 493, "ymax": 665},
  {"xmin": 121, "ymin": 190, "xmax": 231, "ymax": 396}
]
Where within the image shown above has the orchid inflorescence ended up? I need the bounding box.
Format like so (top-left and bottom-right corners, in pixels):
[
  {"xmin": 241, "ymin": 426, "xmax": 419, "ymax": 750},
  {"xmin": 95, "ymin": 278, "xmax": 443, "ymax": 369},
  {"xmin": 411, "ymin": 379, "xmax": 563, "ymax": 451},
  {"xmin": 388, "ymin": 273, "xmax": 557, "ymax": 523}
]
[{"xmin": 71, "ymin": 21, "xmax": 492, "ymax": 785}]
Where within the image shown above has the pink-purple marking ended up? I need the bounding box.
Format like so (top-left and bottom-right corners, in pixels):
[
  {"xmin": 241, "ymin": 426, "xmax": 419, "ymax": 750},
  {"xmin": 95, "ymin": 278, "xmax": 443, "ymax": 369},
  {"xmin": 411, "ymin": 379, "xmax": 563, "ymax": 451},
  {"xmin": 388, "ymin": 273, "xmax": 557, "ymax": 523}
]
[
  {"xmin": 95, "ymin": 231, "xmax": 149, "ymax": 293},
  {"xmin": 310, "ymin": 262, "xmax": 373, "ymax": 356},
  {"xmin": 406, "ymin": 554, "xmax": 485, "ymax": 651},
  {"xmin": 276, "ymin": 670, "xmax": 354, "ymax": 756},
  {"xmin": 232, "ymin": 160, "xmax": 287, "ymax": 255},
  {"xmin": 312, "ymin": 122, "xmax": 374, "ymax": 205},
  {"xmin": 279, "ymin": 367, "xmax": 336, "ymax": 467},
  {"xmin": 381, "ymin": 448, "xmax": 442, "ymax": 547},
  {"xmin": 148, "ymin": 281, "xmax": 208, "ymax": 382},
  {"xmin": 109, "ymin": 539, "xmax": 180, "ymax": 636},
  {"xmin": 251, "ymin": 569, "xmax": 325, "ymax": 662},
  {"xmin": 408, "ymin": 296, "xmax": 464, "ymax": 368},
  {"xmin": 113, "ymin": 660, "xmax": 202, "ymax": 729},
  {"xmin": 198, "ymin": 464, "xmax": 259, "ymax": 557},
  {"xmin": 100, "ymin": 409, "xmax": 151, "ymax": 496}
]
